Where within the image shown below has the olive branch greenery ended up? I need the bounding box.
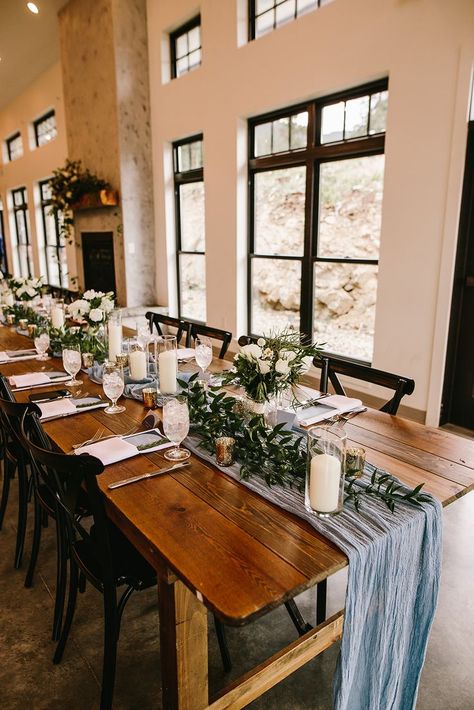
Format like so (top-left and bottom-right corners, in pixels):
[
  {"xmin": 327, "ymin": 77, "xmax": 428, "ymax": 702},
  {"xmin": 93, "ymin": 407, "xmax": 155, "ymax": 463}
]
[{"xmin": 179, "ymin": 373, "xmax": 431, "ymax": 514}]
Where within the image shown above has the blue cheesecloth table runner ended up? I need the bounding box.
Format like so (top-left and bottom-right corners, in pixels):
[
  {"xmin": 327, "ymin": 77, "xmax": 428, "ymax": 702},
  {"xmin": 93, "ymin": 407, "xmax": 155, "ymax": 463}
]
[{"xmin": 183, "ymin": 433, "xmax": 443, "ymax": 710}]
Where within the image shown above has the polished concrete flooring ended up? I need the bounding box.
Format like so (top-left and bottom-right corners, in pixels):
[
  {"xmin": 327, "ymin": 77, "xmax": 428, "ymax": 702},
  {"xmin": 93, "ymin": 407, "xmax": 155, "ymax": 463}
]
[{"xmin": 0, "ymin": 483, "xmax": 473, "ymax": 709}]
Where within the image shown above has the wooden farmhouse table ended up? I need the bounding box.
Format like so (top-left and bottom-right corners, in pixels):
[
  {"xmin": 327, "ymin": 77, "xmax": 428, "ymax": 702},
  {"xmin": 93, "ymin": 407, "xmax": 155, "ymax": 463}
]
[{"xmin": 2, "ymin": 325, "xmax": 474, "ymax": 709}]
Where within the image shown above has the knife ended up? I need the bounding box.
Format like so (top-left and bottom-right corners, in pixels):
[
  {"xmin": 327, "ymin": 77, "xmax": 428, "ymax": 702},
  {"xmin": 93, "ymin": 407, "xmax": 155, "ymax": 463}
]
[
  {"xmin": 108, "ymin": 461, "xmax": 190, "ymax": 489},
  {"xmin": 295, "ymin": 393, "xmax": 331, "ymax": 409}
]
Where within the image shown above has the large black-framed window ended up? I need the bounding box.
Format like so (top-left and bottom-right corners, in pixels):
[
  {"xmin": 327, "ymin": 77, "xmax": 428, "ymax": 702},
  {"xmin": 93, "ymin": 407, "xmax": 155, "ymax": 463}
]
[
  {"xmin": 34, "ymin": 110, "xmax": 57, "ymax": 147},
  {"xmin": 0, "ymin": 202, "xmax": 8, "ymax": 275},
  {"xmin": 39, "ymin": 179, "xmax": 68, "ymax": 287},
  {"xmin": 6, "ymin": 132, "xmax": 23, "ymax": 161},
  {"xmin": 248, "ymin": 79, "xmax": 388, "ymax": 362},
  {"xmin": 173, "ymin": 135, "xmax": 206, "ymax": 322},
  {"xmin": 249, "ymin": 0, "xmax": 323, "ymax": 40},
  {"xmin": 11, "ymin": 187, "xmax": 32, "ymax": 278},
  {"xmin": 170, "ymin": 16, "xmax": 202, "ymax": 79}
]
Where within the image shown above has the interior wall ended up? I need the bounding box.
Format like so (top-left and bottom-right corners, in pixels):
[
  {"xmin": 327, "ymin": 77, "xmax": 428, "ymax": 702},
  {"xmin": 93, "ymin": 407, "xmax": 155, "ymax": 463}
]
[
  {"xmin": 0, "ymin": 62, "xmax": 76, "ymax": 283},
  {"xmin": 146, "ymin": 0, "xmax": 474, "ymax": 419}
]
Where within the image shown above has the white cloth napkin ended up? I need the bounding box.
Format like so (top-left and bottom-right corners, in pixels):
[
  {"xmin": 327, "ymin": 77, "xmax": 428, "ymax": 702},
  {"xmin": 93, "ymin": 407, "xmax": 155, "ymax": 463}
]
[
  {"xmin": 9, "ymin": 372, "xmax": 51, "ymax": 388},
  {"xmin": 177, "ymin": 348, "xmax": 196, "ymax": 361},
  {"xmin": 295, "ymin": 394, "xmax": 363, "ymax": 426},
  {"xmin": 39, "ymin": 398, "xmax": 77, "ymax": 419},
  {"xmin": 0, "ymin": 351, "xmax": 37, "ymax": 363},
  {"xmin": 75, "ymin": 437, "xmax": 139, "ymax": 465}
]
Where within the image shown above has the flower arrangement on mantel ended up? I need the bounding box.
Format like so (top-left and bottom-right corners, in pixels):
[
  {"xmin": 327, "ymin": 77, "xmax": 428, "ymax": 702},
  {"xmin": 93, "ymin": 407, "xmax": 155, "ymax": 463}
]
[{"xmin": 48, "ymin": 159, "xmax": 118, "ymax": 243}]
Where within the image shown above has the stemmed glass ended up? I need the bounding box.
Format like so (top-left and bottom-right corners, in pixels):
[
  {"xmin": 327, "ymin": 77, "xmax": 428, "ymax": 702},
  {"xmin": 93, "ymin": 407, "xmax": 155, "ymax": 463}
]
[
  {"xmin": 194, "ymin": 336, "xmax": 213, "ymax": 384},
  {"xmin": 62, "ymin": 345, "xmax": 82, "ymax": 386},
  {"xmin": 34, "ymin": 332, "xmax": 50, "ymax": 361},
  {"xmin": 102, "ymin": 362, "xmax": 126, "ymax": 414},
  {"xmin": 162, "ymin": 395, "xmax": 191, "ymax": 461}
]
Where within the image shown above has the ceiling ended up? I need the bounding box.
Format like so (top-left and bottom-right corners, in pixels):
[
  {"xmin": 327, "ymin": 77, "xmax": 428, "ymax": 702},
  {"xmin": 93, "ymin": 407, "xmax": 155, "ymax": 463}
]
[{"xmin": 0, "ymin": 0, "xmax": 68, "ymax": 111}]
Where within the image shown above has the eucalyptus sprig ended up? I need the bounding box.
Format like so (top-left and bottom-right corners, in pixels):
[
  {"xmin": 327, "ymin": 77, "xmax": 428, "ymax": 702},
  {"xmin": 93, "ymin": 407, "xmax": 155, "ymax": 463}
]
[{"xmin": 345, "ymin": 468, "xmax": 431, "ymax": 513}]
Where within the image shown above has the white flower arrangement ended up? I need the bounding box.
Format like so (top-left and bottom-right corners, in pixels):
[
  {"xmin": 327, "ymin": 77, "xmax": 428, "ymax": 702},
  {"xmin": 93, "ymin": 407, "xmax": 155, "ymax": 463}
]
[
  {"xmin": 67, "ymin": 289, "xmax": 115, "ymax": 327},
  {"xmin": 9, "ymin": 276, "xmax": 44, "ymax": 301},
  {"xmin": 224, "ymin": 330, "xmax": 321, "ymax": 403}
]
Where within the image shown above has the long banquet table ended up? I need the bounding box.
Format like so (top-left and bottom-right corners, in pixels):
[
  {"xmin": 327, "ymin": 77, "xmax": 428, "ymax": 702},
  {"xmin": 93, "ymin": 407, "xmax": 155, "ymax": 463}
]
[{"xmin": 2, "ymin": 324, "xmax": 474, "ymax": 709}]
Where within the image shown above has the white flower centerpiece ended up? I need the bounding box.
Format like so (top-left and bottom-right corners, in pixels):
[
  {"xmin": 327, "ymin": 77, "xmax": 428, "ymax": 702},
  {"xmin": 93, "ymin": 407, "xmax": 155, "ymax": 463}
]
[
  {"xmin": 9, "ymin": 276, "xmax": 45, "ymax": 302},
  {"xmin": 68, "ymin": 289, "xmax": 115, "ymax": 328},
  {"xmin": 222, "ymin": 330, "xmax": 322, "ymax": 421}
]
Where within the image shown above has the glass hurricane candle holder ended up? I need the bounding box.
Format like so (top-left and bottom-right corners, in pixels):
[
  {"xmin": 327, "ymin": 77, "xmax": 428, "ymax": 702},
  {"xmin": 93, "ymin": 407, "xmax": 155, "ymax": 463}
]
[
  {"xmin": 305, "ymin": 426, "xmax": 346, "ymax": 518},
  {"xmin": 155, "ymin": 335, "xmax": 177, "ymax": 395},
  {"xmin": 108, "ymin": 309, "xmax": 122, "ymax": 363}
]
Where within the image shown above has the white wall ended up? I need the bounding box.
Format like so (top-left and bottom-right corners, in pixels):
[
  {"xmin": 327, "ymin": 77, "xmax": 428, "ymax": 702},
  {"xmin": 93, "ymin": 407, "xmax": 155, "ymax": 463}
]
[
  {"xmin": 0, "ymin": 62, "xmax": 76, "ymax": 283},
  {"xmin": 146, "ymin": 0, "xmax": 474, "ymax": 420}
]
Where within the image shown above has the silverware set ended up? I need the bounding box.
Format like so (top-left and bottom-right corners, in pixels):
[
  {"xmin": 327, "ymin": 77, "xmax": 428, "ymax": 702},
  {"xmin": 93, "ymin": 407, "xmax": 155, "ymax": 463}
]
[{"xmin": 72, "ymin": 424, "xmax": 139, "ymax": 450}]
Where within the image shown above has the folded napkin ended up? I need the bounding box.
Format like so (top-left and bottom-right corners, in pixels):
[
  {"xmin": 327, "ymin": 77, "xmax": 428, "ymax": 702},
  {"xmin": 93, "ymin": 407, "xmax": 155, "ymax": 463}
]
[
  {"xmin": 295, "ymin": 394, "xmax": 362, "ymax": 427},
  {"xmin": 9, "ymin": 372, "xmax": 51, "ymax": 388},
  {"xmin": 0, "ymin": 349, "xmax": 38, "ymax": 364},
  {"xmin": 177, "ymin": 348, "xmax": 195, "ymax": 361},
  {"xmin": 75, "ymin": 437, "xmax": 138, "ymax": 465},
  {"xmin": 39, "ymin": 398, "xmax": 76, "ymax": 419}
]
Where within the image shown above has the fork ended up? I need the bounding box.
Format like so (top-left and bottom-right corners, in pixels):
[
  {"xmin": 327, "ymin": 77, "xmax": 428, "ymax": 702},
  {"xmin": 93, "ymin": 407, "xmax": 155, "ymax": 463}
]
[
  {"xmin": 72, "ymin": 424, "xmax": 139, "ymax": 450},
  {"xmin": 72, "ymin": 427, "xmax": 106, "ymax": 450}
]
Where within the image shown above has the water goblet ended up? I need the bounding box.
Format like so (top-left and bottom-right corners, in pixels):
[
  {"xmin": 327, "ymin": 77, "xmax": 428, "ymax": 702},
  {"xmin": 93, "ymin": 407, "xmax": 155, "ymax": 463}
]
[
  {"xmin": 194, "ymin": 335, "xmax": 213, "ymax": 385},
  {"xmin": 102, "ymin": 361, "xmax": 126, "ymax": 414},
  {"xmin": 162, "ymin": 395, "xmax": 191, "ymax": 462},
  {"xmin": 62, "ymin": 345, "xmax": 82, "ymax": 386},
  {"xmin": 34, "ymin": 332, "xmax": 50, "ymax": 361}
]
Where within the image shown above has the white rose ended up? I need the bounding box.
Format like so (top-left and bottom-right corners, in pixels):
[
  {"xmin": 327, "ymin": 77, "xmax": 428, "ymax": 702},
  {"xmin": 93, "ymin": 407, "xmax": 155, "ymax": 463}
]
[
  {"xmin": 257, "ymin": 338, "xmax": 265, "ymax": 347},
  {"xmin": 257, "ymin": 359, "xmax": 271, "ymax": 375},
  {"xmin": 26, "ymin": 287, "xmax": 36, "ymax": 298},
  {"xmin": 279, "ymin": 349, "xmax": 297, "ymax": 361},
  {"xmin": 89, "ymin": 308, "xmax": 104, "ymax": 322},
  {"xmin": 240, "ymin": 343, "xmax": 262, "ymax": 359},
  {"xmin": 16, "ymin": 286, "xmax": 26, "ymax": 297},
  {"xmin": 300, "ymin": 355, "xmax": 314, "ymax": 373},
  {"xmin": 83, "ymin": 289, "xmax": 104, "ymax": 300},
  {"xmin": 262, "ymin": 347, "xmax": 274, "ymax": 359},
  {"xmin": 275, "ymin": 359, "xmax": 290, "ymax": 375},
  {"xmin": 68, "ymin": 299, "xmax": 90, "ymax": 317},
  {"xmin": 100, "ymin": 297, "xmax": 114, "ymax": 313}
]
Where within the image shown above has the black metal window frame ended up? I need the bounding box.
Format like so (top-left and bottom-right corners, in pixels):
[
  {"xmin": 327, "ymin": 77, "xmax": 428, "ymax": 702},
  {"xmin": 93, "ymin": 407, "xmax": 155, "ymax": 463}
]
[
  {"xmin": 39, "ymin": 179, "xmax": 67, "ymax": 287},
  {"xmin": 33, "ymin": 110, "xmax": 57, "ymax": 147},
  {"xmin": 11, "ymin": 186, "xmax": 32, "ymax": 278},
  {"xmin": 173, "ymin": 134, "xmax": 205, "ymax": 321},
  {"xmin": 6, "ymin": 131, "xmax": 23, "ymax": 161},
  {"xmin": 249, "ymin": 0, "xmax": 322, "ymax": 41},
  {"xmin": 170, "ymin": 15, "xmax": 202, "ymax": 80},
  {"xmin": 248, "ymin": 78, "xmax": 388, "ymax": 355},
  {"xmin": 0, "ymin": 205, "xmax": 8, "ymax": 275}
]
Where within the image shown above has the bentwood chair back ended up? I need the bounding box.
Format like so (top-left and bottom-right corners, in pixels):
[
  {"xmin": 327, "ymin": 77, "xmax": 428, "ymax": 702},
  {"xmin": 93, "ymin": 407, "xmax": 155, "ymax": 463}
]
[
  {"xmin": 145, "ymin": 311, "xmax": 188, "ymax": 344},
  {"xmin": 237, "ymin": 335, "xmax": 258, "ymax": 347},
  {"xmin": 313, "ymin": 353, "xmax": 415, "ymax": 415},
  {"xmin": 188, "ymin": 323, "xmax": 233, "ymax": 359}
]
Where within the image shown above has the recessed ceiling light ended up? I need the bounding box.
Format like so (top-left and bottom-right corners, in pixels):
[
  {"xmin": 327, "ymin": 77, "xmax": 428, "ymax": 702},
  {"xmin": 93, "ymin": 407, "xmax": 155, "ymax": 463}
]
[{"xmin": 27, "ymin": 2, "xmax": 39, "ymax": 14}]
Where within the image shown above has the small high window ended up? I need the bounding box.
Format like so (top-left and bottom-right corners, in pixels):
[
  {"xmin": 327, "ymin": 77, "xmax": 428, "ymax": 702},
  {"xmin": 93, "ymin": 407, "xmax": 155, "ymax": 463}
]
[
  {"xmin": 6, "ymin": 132, "xmax": 23, "ymax": 161},
  {"xmin": 249, "ymin": 0, "xmax": 325, "ymax": 40},
  {"xmin": 170, "ymin": 16, "xmax": 201, "ymax": 79},
  {"xmin": 34, "ymin": 110, "xmax": 57, "ymax": 147}
]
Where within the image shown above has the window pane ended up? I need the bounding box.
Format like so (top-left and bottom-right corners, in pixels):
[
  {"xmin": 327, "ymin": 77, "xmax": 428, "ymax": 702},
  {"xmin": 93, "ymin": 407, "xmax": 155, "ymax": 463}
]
[
  {"xmin": 256, "ymin": 0, "xmax": 274, "ymax": 12},
  {"xmin": 275, "ymin": 0, "xmax": 295, "ymax": 27},
  {"xmin": 179, "ymin": 253, "xmax": 206, "ymax": 322},
  {"xmin": 188, "ymin": 49, "xmax": 201, "ymax": 71},
  {"xmin": 177, "ymin": 144, "xmax": 191, "ymax": 172},
  {"xmin": 251, "ymin": 258, "xmax": 301, "ymax": 335},
  {"xmin": 13, "ymin": 190, "xmax": 25, "ymax": 207},
  {"xmin": 46, "ymin": 247, "xmax": 60, "ymax": 286},
  {"xmin": 188, "ymin": 26, "xmax": 200, "ymax": 51},
  {"xmin": 44, "ymin": 212, "xmax": 58, "ymax": 247},
  {"xmin": 179, "ymin": 182, "xmax": 205, "ymax": 251},
  {"xmin": 189, "ymin": 139, "xmax": 203, "ymax": 169},
  {"xmin": 313, "ymin": 262, "xmax": 378, "ymax": 361},
  {"xmin": 290, "ymin": 111, "xmax": 308, "ymax": 150},
  {"xmin": 176, "ymin": 57, "xmax": 188, "ymax": 77},
  {"xmin": 254, "ymin": 121, "xmax": 272, "ymax": 157},
  {"xmin": 40, "ymin": 182, "xmax": 52, "ymax": 201},
  {"xmin": 254, "ymin": 167, "xmax": 306, "ymax": 256},
  {"xmin": 15, "ymin": 213, "xmax": 28, "ymax": 245},
  {"xmin": 272, "ymin": 116, "xmax": 290, "ymax": 153},
  {"xmin": 321, "ymin": 102, "xmax": 344, "ymax": 143},
  {"xmin": 256, "ymin": 9, "xmax": 274, "ymax": 37},
  {"xmin": 36, "ymin": 114, "xmax": 57, "ymax": 146},
  {"xmin": 297, "ymin": 0, "xmax": 317, "ymax": 15},
  {"xmin": 344, "ymin": 96, "xmax": 369, "ymax": 139},
  {"xmin": 369, "ymin": 90, "xmax": 388, "ymax": 134},
  {"xmin": 176, "ymin": 34, "xmax": 188, "ymax": 58},
  {"xmin": 317, "ymin": 155, "xmax": 384, "ymax": 259}
]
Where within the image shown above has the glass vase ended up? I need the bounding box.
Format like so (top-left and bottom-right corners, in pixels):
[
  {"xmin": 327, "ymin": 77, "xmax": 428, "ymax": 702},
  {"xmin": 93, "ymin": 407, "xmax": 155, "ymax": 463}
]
[{"xmin": 305, "ymin": 426, "xmax": 346, "ymax": 517}]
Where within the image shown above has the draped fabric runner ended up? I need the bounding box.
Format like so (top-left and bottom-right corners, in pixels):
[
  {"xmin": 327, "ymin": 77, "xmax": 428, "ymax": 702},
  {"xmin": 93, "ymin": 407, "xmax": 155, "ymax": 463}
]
[{"xmin": 184, "ymin": 433, "xmax": 443, "ymax": 710}]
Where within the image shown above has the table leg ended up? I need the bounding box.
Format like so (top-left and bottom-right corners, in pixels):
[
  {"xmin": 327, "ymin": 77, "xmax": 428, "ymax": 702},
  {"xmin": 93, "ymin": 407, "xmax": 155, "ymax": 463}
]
[{"xmin": 159, "ymin": 577, "xmax": 209, "ymax": 710}]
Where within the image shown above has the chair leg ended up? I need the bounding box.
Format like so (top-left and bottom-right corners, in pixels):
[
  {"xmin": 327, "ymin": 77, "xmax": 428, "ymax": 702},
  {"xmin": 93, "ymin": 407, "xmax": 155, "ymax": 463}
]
[
  {"xmin": 100, "ymin": 587, "xmax": 119, "ymax": 710},
  {"xmin": 52, "ymin": 519, "xmax": 68, "ymax": 641},
  {"xmin": 0, "ymin": 457, "xmax": 11, "ymax": 530},
  {"xmin": 214, "ymin": 615, "xmax": 232, "ymax": 673},
  {"xmin": 316, "ymin": 579, "xmax": 327, "ymax": 625},
  {"xmin": 14, "ymin": 459, "xmax": 28, "ymax": 569},
  {"xmin": 78, "ymin": 570, "xmax": 87, "ymax": 594},
  {"xmin": 284, "ymin": 599, "xmax": 313, "ymax": 636},
  {"xmin": 116, "ymin": 584, "xmax": 134, "ymax": 638},
  {"xmin": 53, "ymin": 559, "xmax": 79, "ymax": 664},
  {"xmin": 24, "ymin": 497, "xmax": 43, "ymax": 588}
]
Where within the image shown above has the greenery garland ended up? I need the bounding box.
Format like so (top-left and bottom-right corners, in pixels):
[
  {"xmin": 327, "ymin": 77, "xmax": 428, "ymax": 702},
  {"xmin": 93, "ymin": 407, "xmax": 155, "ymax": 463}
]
[{"xmin": 179, "ymin": 373, "xmax": 431, "ymax": 513}]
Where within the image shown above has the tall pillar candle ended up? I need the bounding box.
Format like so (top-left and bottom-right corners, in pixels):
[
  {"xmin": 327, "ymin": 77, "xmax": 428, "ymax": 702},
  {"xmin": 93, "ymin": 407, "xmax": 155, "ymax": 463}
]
[
  {"xmin": 159, "ymin": 350, "xmax": 177, "ymax": 394},
  {"xmin": 108, "ymin": 322, "xmax": 122, "ymax": 362},
  {"xmin": 129, "ymin": 348, "xmax": 147, "ymax": 380},
  {"xmin": 309, "ymin": 453, "xmax": 341, "ymax": 513},
  {"xmin": 51, "ymin": 306, "xmax": 65, "ymax": 329}
]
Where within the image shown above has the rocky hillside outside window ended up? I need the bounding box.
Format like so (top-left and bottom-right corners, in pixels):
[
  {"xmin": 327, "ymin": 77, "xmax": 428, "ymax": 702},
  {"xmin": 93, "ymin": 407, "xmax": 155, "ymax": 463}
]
[{"xmin": 248, "ymin": 79, "xmax": 388, "ymax": 362}]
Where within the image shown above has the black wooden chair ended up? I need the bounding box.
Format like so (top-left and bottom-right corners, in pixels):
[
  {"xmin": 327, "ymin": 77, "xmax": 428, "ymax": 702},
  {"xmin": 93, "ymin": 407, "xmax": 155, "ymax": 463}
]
[
  {"xmin": 313, "ymin": 352, "xmax": 415, "ymax": 415},
  {"xmin": 237, "ymin": 335, "xmax": 257, "ymax": 347},
  {"xmin": 145, "ymin": 311, "xmax": 188, "ymax": 344},
  {"xmin": 187, "ymin": 323, "xmax": 232, "ymax": 359}
]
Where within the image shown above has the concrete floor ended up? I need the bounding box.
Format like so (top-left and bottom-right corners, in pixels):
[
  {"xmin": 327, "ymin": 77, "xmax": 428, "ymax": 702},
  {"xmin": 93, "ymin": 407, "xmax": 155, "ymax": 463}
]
[{"xmin": 0, "ymin": 483, "xmax": 473, "ymax": 709}]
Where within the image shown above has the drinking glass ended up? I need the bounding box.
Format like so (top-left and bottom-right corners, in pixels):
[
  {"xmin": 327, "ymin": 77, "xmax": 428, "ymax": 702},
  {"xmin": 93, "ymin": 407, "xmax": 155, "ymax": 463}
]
[
  {"xmin": 62, "ymin": 345, "xmax": 82, "ymax": 386},
  {"xmin": 102, "ymin": 361, "xmax": 126, "ymax": 414},
  {"xmin": 194, "ymin": 335, "xmax": 213, "ymax": 383},
  {"xmin": 34, "ymin": 332, "xmax": 50, "ymax": 361},
  {"xmin": 162, "ymin": 395, "xmax": 191, "ymax": 461},
  {"xmin": 305, "ymin": 426, "xmax": 346, "ymax": 517}
]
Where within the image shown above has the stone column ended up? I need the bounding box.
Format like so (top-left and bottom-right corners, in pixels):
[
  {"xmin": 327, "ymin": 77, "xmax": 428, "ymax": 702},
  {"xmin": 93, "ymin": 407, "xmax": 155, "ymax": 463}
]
[{"xmin": 58, "ymin": 0, "xmax": 155, "ymax": 307}]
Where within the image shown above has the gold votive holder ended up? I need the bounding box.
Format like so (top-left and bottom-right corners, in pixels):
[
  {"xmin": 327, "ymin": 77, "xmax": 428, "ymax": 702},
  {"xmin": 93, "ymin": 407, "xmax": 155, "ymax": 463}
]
[
  {"xmin": 6, "ymin": 314, "xmax": 15, "ymax": 326},
  {"xmin": 115, "ymin": 353, "xmax": 129, "ymax": 369},
  {"xmin": 82, "ymin": 352, "xmax": 94, "ymax": 368},
  {"xmin": 18, "ymin": 318, "xmax": 28, "ymax": 330},
  {"xmin": 27, "ymin": 323, "xmax": 38, "ymax": 337},
  {"xmin": 346, "ymin": 447, "xmax": 366, "ymax": 478},
  {"xmin": 142, "ymin": 387, "xmax": 157, "ymax": 409},
  {"xmin": 215, "ymin": 436, "xmax": 235, "ymax": 467}
]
